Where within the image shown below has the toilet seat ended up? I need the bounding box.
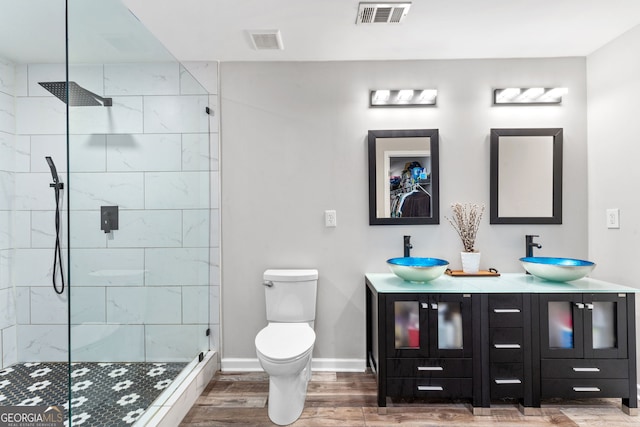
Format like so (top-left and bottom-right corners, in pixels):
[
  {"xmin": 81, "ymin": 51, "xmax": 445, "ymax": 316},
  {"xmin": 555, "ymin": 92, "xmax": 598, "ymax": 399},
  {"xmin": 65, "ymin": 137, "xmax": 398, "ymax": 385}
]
[{"xmin": 255, "ymin": 323, "xmax": 315, "ymax": 362}]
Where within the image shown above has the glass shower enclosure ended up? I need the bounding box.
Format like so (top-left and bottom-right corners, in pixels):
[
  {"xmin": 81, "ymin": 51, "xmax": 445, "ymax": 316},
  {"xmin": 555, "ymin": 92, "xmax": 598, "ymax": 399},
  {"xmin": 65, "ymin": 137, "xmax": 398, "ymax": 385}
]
[{"xmin": 1, "ymin": 0, "xmax": 213, "ymax": 425}]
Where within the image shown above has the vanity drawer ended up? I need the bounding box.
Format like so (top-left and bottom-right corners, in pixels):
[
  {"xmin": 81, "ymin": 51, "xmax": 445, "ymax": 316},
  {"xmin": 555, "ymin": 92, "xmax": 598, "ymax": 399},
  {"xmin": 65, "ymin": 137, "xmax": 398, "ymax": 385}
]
[
  {"xmin": 489, "ymin": 328, "xmax": 523, "ymax": 363},
  {"xmin": 386, "ymin": 358, "xmax": 472, "ymax": 378},
  {"xmin": 489, "ymin": 294, "xmax": 523, "ymax": 327},
  {"xmin": 387, "ymin": 378, "xmax": 473, "ymax": 398},
  {"xmin": 541, "ymin": 378, "xmax": 629, "ymax": 399},
  {"xmin": 490, "ymin": 363, "xmax": 524, "ymax": 398},
  {"xmin": 541, "ymin": 359, "xmax": 629, "ymax": 379}
]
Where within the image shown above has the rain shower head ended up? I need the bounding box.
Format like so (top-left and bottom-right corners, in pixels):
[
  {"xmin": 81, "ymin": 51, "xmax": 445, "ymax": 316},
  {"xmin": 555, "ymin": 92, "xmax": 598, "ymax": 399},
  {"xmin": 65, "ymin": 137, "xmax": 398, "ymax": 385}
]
[{"xmin": 38, "ymin": 81, "xmax": 113, "ymax": 107}]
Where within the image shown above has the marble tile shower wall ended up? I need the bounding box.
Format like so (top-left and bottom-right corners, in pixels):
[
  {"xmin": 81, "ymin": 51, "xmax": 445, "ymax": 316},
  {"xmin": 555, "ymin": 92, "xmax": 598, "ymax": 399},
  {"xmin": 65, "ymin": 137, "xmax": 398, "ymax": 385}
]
[
  {"xmin": 2, "ymin": 60, "xmax": 219, "ymax": 364},
  {"xmin": 0, "ymin": 57, "xmax": 17, "ymax": 369}
]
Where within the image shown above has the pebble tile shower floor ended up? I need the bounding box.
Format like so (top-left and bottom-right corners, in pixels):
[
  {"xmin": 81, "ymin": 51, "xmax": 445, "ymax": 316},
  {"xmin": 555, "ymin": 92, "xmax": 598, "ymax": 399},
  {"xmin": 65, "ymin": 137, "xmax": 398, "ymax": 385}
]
[{"xmin": 0, "ymin": 361, "xmax": 187, "ymax": 426}]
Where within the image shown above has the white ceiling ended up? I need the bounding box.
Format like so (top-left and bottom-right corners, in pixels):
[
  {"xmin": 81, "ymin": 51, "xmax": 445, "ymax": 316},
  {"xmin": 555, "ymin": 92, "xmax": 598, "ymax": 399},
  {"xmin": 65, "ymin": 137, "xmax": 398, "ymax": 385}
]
[
  {"xmin": 2, "ymin": 1, "xmax": 640, "ymax": 64},
  {"xmin": 123, "ymin": 0, "xmax": 640, "ymax": 62}
]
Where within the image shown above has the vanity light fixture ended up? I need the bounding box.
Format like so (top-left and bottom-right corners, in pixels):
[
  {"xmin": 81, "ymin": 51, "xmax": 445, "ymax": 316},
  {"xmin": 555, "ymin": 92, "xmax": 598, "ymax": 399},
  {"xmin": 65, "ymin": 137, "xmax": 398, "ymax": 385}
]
[
  {"xmin": 493, "ymin": 87, "xmax": 568, "ymax": 105},
  {"xmin": 370, "ymin": 89, "xmax": 437, "ymax": 107}
]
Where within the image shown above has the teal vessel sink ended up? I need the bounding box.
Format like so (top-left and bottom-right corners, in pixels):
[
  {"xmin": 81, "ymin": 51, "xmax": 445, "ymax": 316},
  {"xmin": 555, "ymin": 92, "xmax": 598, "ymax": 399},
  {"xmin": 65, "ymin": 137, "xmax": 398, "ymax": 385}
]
[
  {"xmin": 519, "ymin": 257, "xmax": 596, "ymax": 282},
  {"xmin": 387, "ymin": 257, "xmax": 449, "ymax": 283}
]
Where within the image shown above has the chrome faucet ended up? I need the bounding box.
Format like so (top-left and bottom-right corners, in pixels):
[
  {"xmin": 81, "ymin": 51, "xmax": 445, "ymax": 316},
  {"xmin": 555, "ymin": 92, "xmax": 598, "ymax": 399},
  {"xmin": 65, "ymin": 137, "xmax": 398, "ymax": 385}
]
[
  {"xmin": 404, "ymin": 235, "xmax": 413, "ymax": 257},
  {"xmin": 525, "ymin": 234, "xmax": 542, "ymax": 258}
]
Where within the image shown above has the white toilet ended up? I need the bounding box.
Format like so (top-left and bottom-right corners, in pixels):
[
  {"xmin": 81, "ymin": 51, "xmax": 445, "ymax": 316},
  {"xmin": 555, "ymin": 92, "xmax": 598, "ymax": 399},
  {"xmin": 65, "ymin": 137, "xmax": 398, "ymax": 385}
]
[{"xmin": 255, "ymin": 269, "xmax": 318, "ymax": 425}]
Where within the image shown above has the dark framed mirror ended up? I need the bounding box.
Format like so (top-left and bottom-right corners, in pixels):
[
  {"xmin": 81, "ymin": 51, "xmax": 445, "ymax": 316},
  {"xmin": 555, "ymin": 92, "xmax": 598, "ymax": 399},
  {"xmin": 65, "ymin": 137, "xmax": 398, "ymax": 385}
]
[
  {"xmin": 490, "ymin": 128, "xmax": 563, "ymax": 224},
  {"xmin": 368, "ymin": 129, "xmax": 439, "ymax": 225}
]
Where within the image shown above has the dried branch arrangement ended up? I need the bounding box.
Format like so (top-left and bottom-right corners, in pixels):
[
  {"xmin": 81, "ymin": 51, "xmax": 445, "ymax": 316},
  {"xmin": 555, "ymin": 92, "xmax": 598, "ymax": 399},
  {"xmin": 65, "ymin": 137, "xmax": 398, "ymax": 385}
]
[{"xmin": 446, "ymin": 203, "xmax": 485, "ymax": 252}]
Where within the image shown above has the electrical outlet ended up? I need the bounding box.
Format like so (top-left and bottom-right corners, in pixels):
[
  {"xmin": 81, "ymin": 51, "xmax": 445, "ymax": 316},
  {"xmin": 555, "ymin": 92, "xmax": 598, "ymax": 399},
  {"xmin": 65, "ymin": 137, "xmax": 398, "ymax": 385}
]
[
  {"xmin": 325, "ymin": 210, "xmax": 337, "ymax": 227},
  {"xmin": 606, "ymin": 208, "xmax": 620, "ymax": 229}
]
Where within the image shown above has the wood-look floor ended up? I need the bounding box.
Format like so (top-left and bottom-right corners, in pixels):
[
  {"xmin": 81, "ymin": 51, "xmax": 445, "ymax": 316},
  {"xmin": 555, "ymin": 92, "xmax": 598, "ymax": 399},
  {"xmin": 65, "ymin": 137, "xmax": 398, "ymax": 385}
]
[{"xmin": 181, "ymin": 371, "xmax": 638, "ymax": 426}]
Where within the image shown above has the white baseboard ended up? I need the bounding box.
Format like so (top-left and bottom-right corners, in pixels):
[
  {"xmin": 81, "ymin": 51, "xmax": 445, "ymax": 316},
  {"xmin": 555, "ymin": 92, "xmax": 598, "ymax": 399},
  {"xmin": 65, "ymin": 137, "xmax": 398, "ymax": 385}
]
[{"xmin": 221, "ymin": 357, "xmax": 366, "ymax": 372}]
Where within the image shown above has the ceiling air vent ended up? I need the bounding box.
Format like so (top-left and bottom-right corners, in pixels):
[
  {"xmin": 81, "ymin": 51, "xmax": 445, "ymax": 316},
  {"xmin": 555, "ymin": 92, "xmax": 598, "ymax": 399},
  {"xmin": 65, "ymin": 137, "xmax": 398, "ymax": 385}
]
[
  {"xmin": 357, "ymin": 2, "xmax": 411, "ymax": 24},
  {"xmin": 248, "ymin": 30, "xmax": 284, "ymax": 50}
]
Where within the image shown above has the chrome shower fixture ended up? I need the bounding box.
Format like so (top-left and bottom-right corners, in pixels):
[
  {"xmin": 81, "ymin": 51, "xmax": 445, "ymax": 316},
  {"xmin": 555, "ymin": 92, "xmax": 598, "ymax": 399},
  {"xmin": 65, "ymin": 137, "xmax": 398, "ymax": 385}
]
[{"xmin": 39, "ymin": 81, "xmax": 113, "ymax": 107}]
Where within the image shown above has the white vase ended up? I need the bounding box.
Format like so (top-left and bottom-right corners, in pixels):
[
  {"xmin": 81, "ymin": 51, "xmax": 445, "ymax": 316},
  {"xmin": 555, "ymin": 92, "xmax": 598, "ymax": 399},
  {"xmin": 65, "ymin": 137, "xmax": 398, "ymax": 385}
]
[{"xmin": 460, "ymin": 251, "xmax": 481, "ymax": 274}]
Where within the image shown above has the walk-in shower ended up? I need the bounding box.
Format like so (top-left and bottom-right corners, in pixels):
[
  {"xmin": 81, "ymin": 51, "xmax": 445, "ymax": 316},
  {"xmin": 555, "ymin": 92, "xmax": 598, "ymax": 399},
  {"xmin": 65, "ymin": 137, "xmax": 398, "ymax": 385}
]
[{"xmin": 0, "ymin": 0, "xmax": 215, "ymax": 425}]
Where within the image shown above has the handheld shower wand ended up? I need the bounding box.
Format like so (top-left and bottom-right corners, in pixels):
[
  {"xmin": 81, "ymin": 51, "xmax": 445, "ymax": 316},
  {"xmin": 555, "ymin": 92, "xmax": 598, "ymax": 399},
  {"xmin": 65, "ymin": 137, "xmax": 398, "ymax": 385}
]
[{"xmin": 46, "ymin": 157, "xmax": 65, "ymax": 295}]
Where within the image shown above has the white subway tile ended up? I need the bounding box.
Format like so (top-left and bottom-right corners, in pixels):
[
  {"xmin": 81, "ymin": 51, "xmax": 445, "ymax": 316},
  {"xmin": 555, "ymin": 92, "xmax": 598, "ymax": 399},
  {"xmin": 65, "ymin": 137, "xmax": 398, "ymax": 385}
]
[
  {"xmin": 14, "ymin": 172, "xmax": 58, "ymax": 210},
  {"xmin": 70, "ymin": 287, "xmax": 106, "ymax": 324},
  {"xmin": 107, "ymin": 286, "xmax": 181, "ymax": 324},
  {"xmin": 2, "ymin": 325, "xmax": 17, "ymax": 366},
  {"xmin": 14, "ymin": 135, "xmax": 31, "ymax": 172},
  {"xmin": 0, "ymin": 171, "xmax": 13, "ymax": 210},
  {"xmin": 17, "ymin": 324, "xmax": 67, "ymax": 362},
  {"xmin": 69, "ymin": 248, "xmax": 144, "ymax": 286},
  {"xmin": 14, "ymin": 287, "xmax": 29, "ymax": 324},
  {"xmin": 16, "ymin": 97, "xmax": 66, "ymax": 135},
  {"xmin": 0, "ymin": 288, "xmax": 15, "ymax": 329},
  {"xmin": 183, "ymin": 286, "xmax": 209, "ymax": 324},
  {"xmin": 146, "ymin": 248, "xmax": 210, "ymax": 286},
  {"xmin": 143, "ymin": 95, "xmax": 209, "ymax": 133},
  {"xmin": 0, "ymin": 132, "xmax": 15, "ymax": 172},
  {"xmin": 182, "ymin": 133, "xmax": 211, "ymax": 171},
  {"xmin": 12, "ymin": 248, "xmax": 55, "ymax": 286},
  {"xmin": 107, "ymin": 210, "xmax": 182, "ymax": 248},
  {"xmin": 69, "ymin": 134, "xmax": 107, "ymax": 171},
  {"xmin": 29, "ymin": 287, "xmax": 67, "ymax": 324},
  {"xmin": 12, "ymin": 211, "xmax": 31, "ymax": 249},
  {"xmin": 68, "ymin": 96, "xmax": 143, "ymax": 134},
  {"xmin": 105, "ymin": 63, "xmax": 179, "ymax": 96},
  {"xmin": 145, "ymin": 325, "xmax": 202, "ymax": 362},
  {"xmin": 0, "ymin": 211, "xmax": 10, "ymax": 250},
  {"xmin": 209, "ymin": 209, "xmax": 219, "ymax": 249},
  {"xmin": 180, "ymin": 61, "xmax": 218, "ymax": 95},
  {"xmin": 30, "ymin": 135, "xmax": 66, "ymax": 173},
  {"xmin": 0, "ymin": 58, "xmax": 15, "ymax": 96},
  {"xmin": 145, "ymin": 171, "xmax": 209, "ymax": 209},
  {"xmin": 0, "ymin": 92, "xmax": 15, "ymax": 134},
  {"xmin": 183, "ymin": 209, "xmax": 209, "ymax": 248},
  {"xmin": 107, "ymin": 133, "xmax": 181, "ymax": 171},
  {"xmin": 13, "ymin": 65, "xmax": 27, "ymax": 97},
  {"xmin": 70, "ymin": 324, "xmax": 143, "ymax": 362},
  {"xmin": 68, "ymin": 172, "xmax": 144, "ymax": 210},
  {"xmin": 179, "ymin": 65, "xmax": 208, "ymax": 95}
]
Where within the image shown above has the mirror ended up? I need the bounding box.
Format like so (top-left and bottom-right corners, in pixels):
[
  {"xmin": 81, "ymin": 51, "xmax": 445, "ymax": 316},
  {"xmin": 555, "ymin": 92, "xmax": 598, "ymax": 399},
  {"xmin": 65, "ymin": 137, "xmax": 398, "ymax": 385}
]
[
  {"xmin": 490, "ymin": 128, "xmax": 563, "ymax": 224},
  {"xmin": 368, "ymin": 129, "xmax": 440, "ymax": 225}
]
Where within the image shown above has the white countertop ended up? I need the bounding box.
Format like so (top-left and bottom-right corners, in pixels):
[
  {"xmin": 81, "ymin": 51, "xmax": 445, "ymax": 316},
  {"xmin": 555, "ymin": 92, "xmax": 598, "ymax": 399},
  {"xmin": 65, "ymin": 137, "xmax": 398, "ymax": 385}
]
[{"xmin": 365, "ymin": 273, "xmax": 640, "ymax": 294}]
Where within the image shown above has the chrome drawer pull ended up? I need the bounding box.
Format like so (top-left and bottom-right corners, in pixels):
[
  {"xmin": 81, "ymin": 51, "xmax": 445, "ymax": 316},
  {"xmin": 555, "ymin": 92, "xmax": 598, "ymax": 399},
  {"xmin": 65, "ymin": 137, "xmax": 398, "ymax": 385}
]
[
  {"xmin": 418, "ymin": 366, "xmax": 443, "ymax": 371},
  {"xmin": 494, "ymin": 344, "xmax": 521, "ymax": 349},
  {"xmin": 421, "ymin": 303, "xmax": 429, "ymax": 309},
  {"xmin": 493, "ymin": 308, "xmax": 520, "ymax": 313},
  {"xmin": 494, "ymin": 379, "xmax": 522, "ymax": 384},
  {"xmin": 585, "ymin": 303, "xmax": 594, "ymax": 310},
  {"xmin": 418, "ymin": 385, "xmax": 443, "ymax": 391},
  {"xmin": 573, "ymin": 387, "xmax": 600, "ymax": 392},
  {"xmin": 575, "ymin": 302, "xmax": 585, "ymax": 309},
  {"xmin": 573, "ymin": 367, "xmax": 600, "ymax": 372},
  {"xmin": 431, "ymin": 303, "xmax": 438, "ymax": 310}
]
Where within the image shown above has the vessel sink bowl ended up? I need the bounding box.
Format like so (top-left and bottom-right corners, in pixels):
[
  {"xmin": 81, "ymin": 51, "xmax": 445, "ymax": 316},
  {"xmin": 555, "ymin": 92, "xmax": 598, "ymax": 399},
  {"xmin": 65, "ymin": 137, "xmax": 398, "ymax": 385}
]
[
  {"xmin": 387, "ymin": 257, "xmax": 449, "ymax": 283},
  {"xmin": 520, "ymin": 257, "xmax": 596, "ymax": 282}
]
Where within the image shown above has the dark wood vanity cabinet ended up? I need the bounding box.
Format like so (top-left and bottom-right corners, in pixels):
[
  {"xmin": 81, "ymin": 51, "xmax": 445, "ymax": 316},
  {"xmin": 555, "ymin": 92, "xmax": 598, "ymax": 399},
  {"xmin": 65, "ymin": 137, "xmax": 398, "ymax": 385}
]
[
  {"xmin": 366, "ymin": 284, "xmax": 482, "ymax": 407},
  {"xmin": 366, "ymin": 275, "xmax": 637, "ymax": 414},
  {"xmin": 534, "ymin": 293, "xmax": 637, "ymax": 410}
]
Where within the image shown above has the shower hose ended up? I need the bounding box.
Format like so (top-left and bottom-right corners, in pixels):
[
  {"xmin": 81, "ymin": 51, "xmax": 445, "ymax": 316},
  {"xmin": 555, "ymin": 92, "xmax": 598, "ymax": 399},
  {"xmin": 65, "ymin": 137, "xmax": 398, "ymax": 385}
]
[{"xmin": 52, "ymin": 186, "xmax": 64, "ymax": 295}]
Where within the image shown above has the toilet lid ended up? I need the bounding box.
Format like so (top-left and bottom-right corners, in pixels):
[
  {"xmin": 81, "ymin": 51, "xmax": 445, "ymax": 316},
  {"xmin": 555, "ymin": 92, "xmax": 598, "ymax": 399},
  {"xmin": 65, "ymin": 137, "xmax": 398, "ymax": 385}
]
[{"xmin": 255, "ymin": 323, "xmax": 315, "ymax": 361}]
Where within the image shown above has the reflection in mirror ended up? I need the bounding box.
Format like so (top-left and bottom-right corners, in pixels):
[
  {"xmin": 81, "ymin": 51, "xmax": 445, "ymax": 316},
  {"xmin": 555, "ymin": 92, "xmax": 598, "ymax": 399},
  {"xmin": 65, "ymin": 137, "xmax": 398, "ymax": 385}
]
[
  {"xmin": 490, "ymin": 128, "xmax": 562, "ymax": 224},
  {"xmin": 368, "ymin": 129, "xmax": 439, "ymax": 225}
]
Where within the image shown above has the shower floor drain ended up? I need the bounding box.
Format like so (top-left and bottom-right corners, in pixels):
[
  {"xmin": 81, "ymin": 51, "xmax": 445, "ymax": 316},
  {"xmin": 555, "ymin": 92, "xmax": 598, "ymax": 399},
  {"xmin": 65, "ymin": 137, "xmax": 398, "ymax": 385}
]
[{"xmin": 0, "ymin": 361, "xmax": 187, "ymax": 426}]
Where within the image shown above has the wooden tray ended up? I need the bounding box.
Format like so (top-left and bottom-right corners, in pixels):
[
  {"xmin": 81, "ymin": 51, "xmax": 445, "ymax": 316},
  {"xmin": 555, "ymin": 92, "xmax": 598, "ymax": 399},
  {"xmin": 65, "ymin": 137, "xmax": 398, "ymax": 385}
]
[{"xmin": 445, "ymin": 269, "xmax": 500, "ymax": 277}]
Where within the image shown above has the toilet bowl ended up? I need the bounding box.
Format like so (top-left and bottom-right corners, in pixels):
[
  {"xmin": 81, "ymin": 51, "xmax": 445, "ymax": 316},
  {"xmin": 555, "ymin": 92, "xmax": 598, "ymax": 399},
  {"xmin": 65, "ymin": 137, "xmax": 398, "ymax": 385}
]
[{"xmin": 256, "ymin": 322, "xmax": 315, "ymax": 425}]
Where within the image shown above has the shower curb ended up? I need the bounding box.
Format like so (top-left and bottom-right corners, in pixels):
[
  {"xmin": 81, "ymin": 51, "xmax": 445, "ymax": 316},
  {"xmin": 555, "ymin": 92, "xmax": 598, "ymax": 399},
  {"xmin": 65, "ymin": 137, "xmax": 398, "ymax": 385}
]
[{"xmin": 133, "ymin": 351, "xmax": 218, "ymax": 426}]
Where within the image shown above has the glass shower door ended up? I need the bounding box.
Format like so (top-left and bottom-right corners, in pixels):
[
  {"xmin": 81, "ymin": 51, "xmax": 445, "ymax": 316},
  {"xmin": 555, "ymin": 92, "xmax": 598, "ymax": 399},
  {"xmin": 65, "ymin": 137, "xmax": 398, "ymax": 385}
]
[{"xmin": 66, "ymin": 0, "xmax": 212, "ymax": 424}]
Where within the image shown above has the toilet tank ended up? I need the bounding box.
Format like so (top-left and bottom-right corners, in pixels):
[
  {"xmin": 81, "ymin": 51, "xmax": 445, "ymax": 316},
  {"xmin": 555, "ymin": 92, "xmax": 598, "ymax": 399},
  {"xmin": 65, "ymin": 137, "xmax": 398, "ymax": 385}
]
[{"xmin": 263, "ymin": 269, "xmax": 318, "ymax": 323}]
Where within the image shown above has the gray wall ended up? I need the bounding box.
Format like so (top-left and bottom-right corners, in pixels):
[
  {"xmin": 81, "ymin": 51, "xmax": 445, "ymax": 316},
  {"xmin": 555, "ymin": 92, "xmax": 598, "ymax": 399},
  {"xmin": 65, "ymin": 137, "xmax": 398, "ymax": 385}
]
[
  {"xmin": 587, "ymin": 24, "xmax": 640, "ymax": 378},
  {"xmin": 220, "ymin": 58, "xmax": 588, "ymax": 366}
]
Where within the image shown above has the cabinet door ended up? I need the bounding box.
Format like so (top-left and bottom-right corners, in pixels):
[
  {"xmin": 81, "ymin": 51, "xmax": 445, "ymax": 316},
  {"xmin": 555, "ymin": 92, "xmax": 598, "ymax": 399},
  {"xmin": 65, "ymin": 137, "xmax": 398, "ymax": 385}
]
[
  {"xmin": 386, "ymin": 294, "xmax": 430, "ymax": 357},
  {"xmin": 540, "ymin": 294, "xmax": 585, "ymax": 359},
  {"xmin": 583, "ymin": 293, "xmax": 627, "ymax": 359},
  {"xmin": 429, "ymin": 294, "xmax": 473, "ymax": 358}
]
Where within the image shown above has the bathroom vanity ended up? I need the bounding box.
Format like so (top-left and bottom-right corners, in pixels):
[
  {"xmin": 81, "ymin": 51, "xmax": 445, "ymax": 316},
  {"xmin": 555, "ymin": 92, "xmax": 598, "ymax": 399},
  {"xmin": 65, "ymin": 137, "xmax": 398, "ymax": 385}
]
[{"xmin": 365, "ymin": 273, "xmax": 638, "ymax": 415}]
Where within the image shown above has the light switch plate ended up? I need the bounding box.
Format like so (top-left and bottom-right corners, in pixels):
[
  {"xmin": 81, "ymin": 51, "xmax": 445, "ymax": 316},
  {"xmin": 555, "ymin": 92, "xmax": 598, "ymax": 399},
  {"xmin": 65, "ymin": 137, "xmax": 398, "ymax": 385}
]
[{"xmin": 606, "ymin": 208, "xmax": 620, "ymax": 229}]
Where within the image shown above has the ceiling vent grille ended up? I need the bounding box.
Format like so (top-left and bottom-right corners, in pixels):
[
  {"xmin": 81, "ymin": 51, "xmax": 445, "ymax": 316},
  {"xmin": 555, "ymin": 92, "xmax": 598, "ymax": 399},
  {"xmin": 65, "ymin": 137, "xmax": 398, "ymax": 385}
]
[
  {"xmin": 357, "ymin": 2, "xmax": 411, "ymax": 24},
  {"xmin": 248, "ymin": 30, "xmax": 284, "ymax": 50}
]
